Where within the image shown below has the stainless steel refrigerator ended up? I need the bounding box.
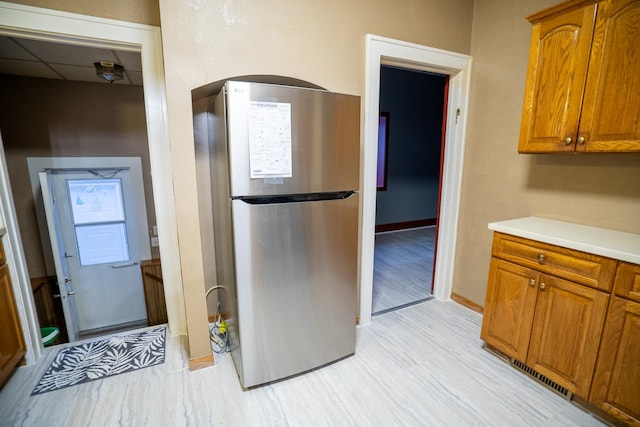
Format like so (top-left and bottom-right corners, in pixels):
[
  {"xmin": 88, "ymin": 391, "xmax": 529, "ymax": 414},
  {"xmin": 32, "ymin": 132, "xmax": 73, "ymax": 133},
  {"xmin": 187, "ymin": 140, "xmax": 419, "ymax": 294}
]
[{"xmin": 201, "ymin": 80, "xmax": 360, "ymax": 388}]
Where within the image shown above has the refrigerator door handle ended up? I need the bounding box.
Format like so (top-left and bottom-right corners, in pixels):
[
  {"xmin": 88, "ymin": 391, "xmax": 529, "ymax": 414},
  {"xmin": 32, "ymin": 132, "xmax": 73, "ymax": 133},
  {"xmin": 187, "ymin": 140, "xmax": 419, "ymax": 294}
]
[{"xmin": 235, "ymin": 191, "xmax": 356, "ymax": 205}]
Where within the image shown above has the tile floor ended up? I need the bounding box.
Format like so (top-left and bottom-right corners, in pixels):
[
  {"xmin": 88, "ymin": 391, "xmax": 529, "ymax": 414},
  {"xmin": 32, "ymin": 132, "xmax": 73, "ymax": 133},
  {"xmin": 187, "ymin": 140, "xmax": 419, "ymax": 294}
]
[{"xmin": 0, "ymin": 300, "xmax": 606, "ymax": 426}]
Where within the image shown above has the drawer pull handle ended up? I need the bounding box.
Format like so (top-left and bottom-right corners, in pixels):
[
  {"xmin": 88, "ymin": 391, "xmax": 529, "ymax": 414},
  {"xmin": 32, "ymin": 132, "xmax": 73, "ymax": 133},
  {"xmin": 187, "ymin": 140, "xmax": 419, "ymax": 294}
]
[
  {"xmin": 537, "ymin": 253, "xmax": 545, "ymax": 263},
  {"xmin": 529, "ymin": 279, "xmax": 536, "ymax": 287},
  {"xmin": 539, "ymin": 282, "xmax": 546, "ymax": 290}
]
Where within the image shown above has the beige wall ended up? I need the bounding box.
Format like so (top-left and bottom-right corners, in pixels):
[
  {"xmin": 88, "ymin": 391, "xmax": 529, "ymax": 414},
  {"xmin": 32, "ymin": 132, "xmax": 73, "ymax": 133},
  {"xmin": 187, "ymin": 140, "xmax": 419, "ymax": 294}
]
[
  {"xmin": 158, "ymin": 0, "xmax": 475, "ymax": 359},
  {"xmin": 6, "ymin": 0, "xmax": 160, "ymax": 26},
  {"xmin": 0, "ymin": 75, "xmax": 158, "ymax": 279},
  {"xmin": 454, "ymin": 0, "xmax": 640, "ymax": 306},
  {"xmin": 7, "ymin": 0, "xmax": 638, "ymax": 364}
]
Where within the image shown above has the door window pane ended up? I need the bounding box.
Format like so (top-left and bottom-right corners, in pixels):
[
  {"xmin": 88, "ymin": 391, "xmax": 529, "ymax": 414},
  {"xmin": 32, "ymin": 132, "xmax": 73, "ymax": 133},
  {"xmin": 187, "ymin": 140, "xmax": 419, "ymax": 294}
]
[
  {"xmin": 67, "ymin": 179, "xmax": 125, "ymax": 224},
  {"xmin": 75, "ymin": 223, "xmax": 130, "ymax": 266}
]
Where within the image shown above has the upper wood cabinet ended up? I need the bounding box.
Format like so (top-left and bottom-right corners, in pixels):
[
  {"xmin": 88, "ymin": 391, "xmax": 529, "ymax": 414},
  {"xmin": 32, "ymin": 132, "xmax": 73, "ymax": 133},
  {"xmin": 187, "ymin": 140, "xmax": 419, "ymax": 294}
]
[{"xmin": 519, "ymin": 0, "xmax": 640, "ymax": 153}]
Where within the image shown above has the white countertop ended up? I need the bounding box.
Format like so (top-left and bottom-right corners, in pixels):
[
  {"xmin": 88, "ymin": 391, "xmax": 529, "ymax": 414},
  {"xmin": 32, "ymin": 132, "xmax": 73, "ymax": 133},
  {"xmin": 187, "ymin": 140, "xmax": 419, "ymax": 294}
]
[{"xmin": 488, "ymin": 217, "xmax": 640, "ymax": 265}]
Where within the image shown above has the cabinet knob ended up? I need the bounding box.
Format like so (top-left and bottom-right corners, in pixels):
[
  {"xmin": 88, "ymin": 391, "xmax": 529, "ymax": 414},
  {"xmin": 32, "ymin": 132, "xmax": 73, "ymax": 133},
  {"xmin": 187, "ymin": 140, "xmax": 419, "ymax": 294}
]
[
  {"xmin": 564, "ymin": 137, "xmax": 572, "ymax": 145},
  {"xmin": 537, "ymin": 253, "xmax": 545, "ymax": 263},
  {"xmin": 539, "ymin": 282, "xmax": 546, "ymax": 290},
  {"xmin": 529, "ymin": 279, "xmax": 536, "ymax": 287},
  {"xmin": 577, "ymin": 136, "xmax": 585, "ymax": 145}
]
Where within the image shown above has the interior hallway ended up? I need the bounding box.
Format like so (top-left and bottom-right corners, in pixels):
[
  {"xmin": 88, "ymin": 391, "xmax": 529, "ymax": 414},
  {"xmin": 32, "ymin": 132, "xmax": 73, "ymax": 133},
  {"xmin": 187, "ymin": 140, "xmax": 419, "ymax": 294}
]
[{"xmin": 0, "ymin": 300, "xmax": 604, "ymax": 426}]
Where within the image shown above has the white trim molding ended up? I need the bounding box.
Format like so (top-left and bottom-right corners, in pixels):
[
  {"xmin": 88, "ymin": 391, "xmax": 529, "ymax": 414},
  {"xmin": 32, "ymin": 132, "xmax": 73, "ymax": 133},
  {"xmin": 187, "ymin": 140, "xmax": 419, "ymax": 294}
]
[
  {"xmin": 0, "ymin": 1, "xmax": 186, "ymax": 363},
  {"xmin": 360, "ymin": 34, "xmax": 471, "ymax": 325},
  {"xmin": 0, "ymin": 132, "xmax": 42, "ymax": 364}
]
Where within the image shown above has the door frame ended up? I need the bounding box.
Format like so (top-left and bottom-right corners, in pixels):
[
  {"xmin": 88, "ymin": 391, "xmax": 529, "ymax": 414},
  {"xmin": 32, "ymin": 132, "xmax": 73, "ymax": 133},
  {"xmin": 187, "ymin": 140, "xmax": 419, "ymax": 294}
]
[
  {"xmin": 0, "ymin": 2, "xmax": 185, "ymax": 364},
  {"xmin": 360, "ymin": 34, "xmax": 471, "ymax": 325},
  {"xmin": 30, "ymin": 157, "xmax": 151, "ymax": 339}
]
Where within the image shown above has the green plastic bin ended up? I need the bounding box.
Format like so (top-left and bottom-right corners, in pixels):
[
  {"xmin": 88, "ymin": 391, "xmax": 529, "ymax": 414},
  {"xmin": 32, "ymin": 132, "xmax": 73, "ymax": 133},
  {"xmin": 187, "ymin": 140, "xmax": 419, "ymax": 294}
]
[{"xmin": 40, "ymin": 327, "xmax": 60, "ymax": 347}]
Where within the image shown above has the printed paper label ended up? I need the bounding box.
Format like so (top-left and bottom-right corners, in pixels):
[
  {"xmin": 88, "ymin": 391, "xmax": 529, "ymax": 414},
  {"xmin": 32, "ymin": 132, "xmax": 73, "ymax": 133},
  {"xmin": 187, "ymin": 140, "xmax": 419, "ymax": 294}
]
[{"xmin": 248, "ymin": 101, "xmax": 292, "ymax": 179}]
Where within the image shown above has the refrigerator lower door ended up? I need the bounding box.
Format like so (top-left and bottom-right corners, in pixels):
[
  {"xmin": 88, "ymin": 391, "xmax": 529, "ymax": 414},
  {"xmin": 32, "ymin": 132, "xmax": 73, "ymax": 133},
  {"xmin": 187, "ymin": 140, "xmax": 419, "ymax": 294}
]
[{"xmin": 231, "ymin": 193, "xmax": 358, "ymax": 388}]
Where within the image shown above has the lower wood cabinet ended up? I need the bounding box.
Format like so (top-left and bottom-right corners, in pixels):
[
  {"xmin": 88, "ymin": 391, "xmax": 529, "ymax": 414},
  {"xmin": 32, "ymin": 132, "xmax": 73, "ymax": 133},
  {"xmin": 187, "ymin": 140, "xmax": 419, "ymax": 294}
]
[
  {"xmin": 526, "ymin": 273, "xmax": 608, "ymax": 396},
  {"xmin": 482, "ymin": 232, "xmax": 640, "ymax": 425},
  {"xmin": 0, "ymin": 261, "xmax": 26, "ymax": 388},
  {"xmin": 589, "ymin": 262, "xmax": 640, "ymax": 425},
  {"xmin": 481, "ymin": 257, "xmax": 608, "ymax": 397},
  {"xmin": 481, "ymin": 259, "xmax": 538, "ymax": 361}
]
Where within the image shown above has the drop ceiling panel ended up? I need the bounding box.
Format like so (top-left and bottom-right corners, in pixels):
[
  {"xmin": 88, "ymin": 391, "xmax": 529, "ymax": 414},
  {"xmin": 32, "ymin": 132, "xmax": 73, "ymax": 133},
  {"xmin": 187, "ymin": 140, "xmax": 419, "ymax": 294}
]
[
  {"xmin": 18, "ymin": 38, "xmax": 118, "ymax": 67},
  {"xmin": 0, "ymin": 36, "xmax": 142, "ymax": 86},
  {"xmin": 115, "ymin": 50, "xmax": 142, "ymax": 72},
  {"xmin": 0, "ymin": 58, "xmax": 61, "ymax": 80},
  {"xmin": 0, "ymin": 37, "xmax": 37, "ymax": 61},
  {"xmin": 127, "ymin": 71, "xmax": 143, "ymax": 86}
]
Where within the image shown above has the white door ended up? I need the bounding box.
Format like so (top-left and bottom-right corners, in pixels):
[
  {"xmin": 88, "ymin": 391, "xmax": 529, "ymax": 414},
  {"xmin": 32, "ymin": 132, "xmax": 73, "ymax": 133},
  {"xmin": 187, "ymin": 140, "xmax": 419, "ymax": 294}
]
[
  {"xmin": 44, "ymin": 168, "xmax": 148, "ymax": 334},
  {"xmin": 39, "ymin": 171, "xmax": 80, "ymax": 341}
]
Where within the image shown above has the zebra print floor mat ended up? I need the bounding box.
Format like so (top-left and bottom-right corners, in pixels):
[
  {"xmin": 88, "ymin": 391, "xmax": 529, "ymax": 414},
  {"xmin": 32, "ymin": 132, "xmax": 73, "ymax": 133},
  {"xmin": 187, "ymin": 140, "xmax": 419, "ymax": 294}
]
[{"xmin": 32, "ymin": 327, "xmax": 166, "ymax": 395}]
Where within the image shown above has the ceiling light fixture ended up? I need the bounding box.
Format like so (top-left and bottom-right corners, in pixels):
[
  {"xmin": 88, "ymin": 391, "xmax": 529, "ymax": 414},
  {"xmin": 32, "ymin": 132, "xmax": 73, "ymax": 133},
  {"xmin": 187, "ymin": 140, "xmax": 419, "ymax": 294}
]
[{"xmin": 93, "ymin": 61, "xmax": 124, "ymax": 83}]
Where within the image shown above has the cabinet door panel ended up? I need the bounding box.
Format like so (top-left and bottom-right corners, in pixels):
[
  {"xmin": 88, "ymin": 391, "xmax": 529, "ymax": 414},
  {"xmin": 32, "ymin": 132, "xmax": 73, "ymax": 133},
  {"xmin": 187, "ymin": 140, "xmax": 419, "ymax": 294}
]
[
  {"xmin": 527, "ymin": 274, "xmax": 608, "ymax": 397},
  {"xmin": 590, "ymin": 297, "xmax": 640, "ymax": 424},
  {"xmin": 0, "ymin": 264, "xmax": 26, "ymax": 388},
  {"xmin": 579, "ymin": 0, "xmax": 640, "ymax": 152},
  {"xmin": 518, "ymin": 4, "xmax": 596, "ymax": 153},
  {"xmin": 481, "ymin": 258, "xmax": 539, "ymax": 361}
]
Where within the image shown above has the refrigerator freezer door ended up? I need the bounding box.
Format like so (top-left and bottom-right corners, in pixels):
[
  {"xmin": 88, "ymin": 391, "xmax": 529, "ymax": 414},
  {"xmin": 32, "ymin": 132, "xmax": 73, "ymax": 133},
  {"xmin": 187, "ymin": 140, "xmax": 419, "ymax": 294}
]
[
  {"xmin": 224, "ymin": 81, "xmax": 360, "ymax": 197},
  {"xmin": 231, "ymin": 194, "xmax": 358, "ymax": 388}
]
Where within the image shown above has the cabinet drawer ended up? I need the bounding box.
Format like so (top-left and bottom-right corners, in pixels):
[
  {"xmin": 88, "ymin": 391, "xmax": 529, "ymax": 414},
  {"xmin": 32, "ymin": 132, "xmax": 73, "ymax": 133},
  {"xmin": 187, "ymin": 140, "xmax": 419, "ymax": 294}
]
[
  {"xmin": 613, "ymin": 262, "xmax": 640, "ymax": 303},
  {"xmin": 492, "ymin": 233, "xmax": 617, "ymax": 291}
]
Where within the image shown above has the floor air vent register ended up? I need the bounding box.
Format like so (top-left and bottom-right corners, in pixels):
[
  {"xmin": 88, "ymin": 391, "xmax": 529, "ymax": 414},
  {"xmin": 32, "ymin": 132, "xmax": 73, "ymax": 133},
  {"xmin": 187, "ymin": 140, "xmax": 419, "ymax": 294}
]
[{"xmin": 510, "ymin": 358, "xmax": 573, "ymax": 400}]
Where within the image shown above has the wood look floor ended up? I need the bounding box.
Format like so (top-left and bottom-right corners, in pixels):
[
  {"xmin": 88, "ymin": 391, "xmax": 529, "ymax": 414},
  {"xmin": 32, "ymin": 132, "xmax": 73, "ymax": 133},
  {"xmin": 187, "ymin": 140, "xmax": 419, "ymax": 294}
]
[
  {"xmin": 373, "ymin": 227, "xmax": 435, "ymax": 314},
  {"xmin": 0, "ymin": 300, "xmax": 605, "ymax": 426}
]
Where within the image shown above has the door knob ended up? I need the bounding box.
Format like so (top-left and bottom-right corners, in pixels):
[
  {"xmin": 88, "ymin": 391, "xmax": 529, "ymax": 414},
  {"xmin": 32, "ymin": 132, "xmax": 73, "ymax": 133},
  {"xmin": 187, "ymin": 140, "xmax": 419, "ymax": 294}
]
[
  {"xmin": 67, "ymin": 291, "xmax": 76, "ymax": 296},
  {"xmin": 577, "ymin": 136, "xmax": 585, "ymax": 145},
  {"xmin": 539, "ymin": 282, "xmax": 546, "ymax": 290},
  {"xmin": 528, "ymin": 279, "xmax": 536, "ymax": 287},
  {"xmin": 564, "ymin": 137, "xmax": 572, "ymax": 145}
]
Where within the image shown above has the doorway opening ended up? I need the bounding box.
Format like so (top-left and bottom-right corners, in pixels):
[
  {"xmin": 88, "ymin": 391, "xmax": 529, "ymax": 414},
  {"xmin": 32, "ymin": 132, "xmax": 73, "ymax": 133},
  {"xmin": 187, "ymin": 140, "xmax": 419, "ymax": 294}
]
[
  {"xmin": 0, "ymin": 3, "xmax": 181, "ymax": 364},
  {"xmin": 372, "ymin": 66, "xmax": 447, "ymax": 315},
  {"xmin": 360, "ymin": 35, "xmax": 471, "ymax": 325},
  {"xmin": 0, "ymin": 42, "xmax": 158, "ymax": 345}
]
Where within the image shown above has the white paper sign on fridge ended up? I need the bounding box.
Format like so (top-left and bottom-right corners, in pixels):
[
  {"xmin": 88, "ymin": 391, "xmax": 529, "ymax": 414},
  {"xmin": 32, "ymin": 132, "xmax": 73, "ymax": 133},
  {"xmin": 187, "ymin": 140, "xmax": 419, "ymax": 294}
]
[{"xmin": 248, "ymin": 101, "xmax": 292, "ymax": 179}]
